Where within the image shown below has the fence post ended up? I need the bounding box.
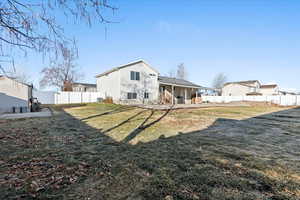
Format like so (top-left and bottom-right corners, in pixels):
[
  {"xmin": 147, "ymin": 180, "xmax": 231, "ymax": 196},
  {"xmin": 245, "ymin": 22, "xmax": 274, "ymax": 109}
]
[
  {"xmin": 279, "ymin": 95, "xmax": 282, "ymax": 106},
  {"xmin": 68, "ymin": 92, "xmax": 70, "ymax": 104}
]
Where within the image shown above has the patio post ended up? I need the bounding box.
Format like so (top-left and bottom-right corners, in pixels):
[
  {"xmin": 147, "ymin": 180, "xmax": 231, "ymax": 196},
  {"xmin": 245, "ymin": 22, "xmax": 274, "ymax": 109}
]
[
  {"xmin": 185, "ymin": 88, "xmax": 187, "ymax": 104},
  {"xmin": 196, "ymin": 89, "xmax": 198, "ymax": 104},
  {"xmin": 171, "ymin": 85, "xmax": 174, "ymax": 105}
]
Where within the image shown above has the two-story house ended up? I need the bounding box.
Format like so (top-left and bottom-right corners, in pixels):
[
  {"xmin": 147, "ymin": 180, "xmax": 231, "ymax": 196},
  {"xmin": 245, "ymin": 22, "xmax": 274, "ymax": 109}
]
[
  {"xmin": 95, "ymin": 60, "xmax": 201, "ymax": 104},
  {"xmin": 222, "ymin": 80, "xmax": 261, "ymax": 96}
]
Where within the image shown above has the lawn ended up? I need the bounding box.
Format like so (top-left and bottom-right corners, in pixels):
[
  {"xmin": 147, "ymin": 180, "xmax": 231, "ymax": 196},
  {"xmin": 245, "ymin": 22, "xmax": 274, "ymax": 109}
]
[
  {"xmin": 65, "ymin": 103, "xmax": 287, "ymax": 144},
  {"xmin": 0, "ymin": 103, "xmax": 299, "ymax": 199}
]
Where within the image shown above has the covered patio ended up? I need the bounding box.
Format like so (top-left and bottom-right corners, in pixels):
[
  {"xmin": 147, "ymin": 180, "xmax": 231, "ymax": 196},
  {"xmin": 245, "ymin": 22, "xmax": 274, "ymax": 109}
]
[{"xmin": 158, "ymin": 76, "xmax": 202, "ymax": 104}]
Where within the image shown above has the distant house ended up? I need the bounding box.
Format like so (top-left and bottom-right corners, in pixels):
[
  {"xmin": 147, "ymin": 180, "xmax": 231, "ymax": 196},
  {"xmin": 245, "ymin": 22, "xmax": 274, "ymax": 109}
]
[
  {"xmin": 71, "ymin": 82, "xmax": 97, "ymax": 92},
  {"xmin": 222, "ymin": 80, "xmax": 281, "ymax": 96},
  {"xmin": 95, "ymin": 60, "xmax": 201, "ymax": 104},
  {"xmin": 0, "ymin": 76, "xmax": 33, "ymax": 113},
  {"xmin": 63, "ymin": 82, "xmax": 97, "ymax": 92},
  {"xmin": 259, "ymin": 84, "xmax": 280, "ymax": 95},
  {"xmin": 222, "ymin": 80, "xmax": 261, "ymax": 96}
]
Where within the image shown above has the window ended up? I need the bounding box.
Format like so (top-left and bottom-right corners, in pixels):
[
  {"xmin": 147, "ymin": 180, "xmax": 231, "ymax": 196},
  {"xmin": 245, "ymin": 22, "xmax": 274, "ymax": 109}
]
[
  {"xmin": 130, "ymin": 71, "xmax": 140, "ymax": 80},
  {"xmin": 127, "ymin": 93, "xmax": 137, "ymax": 99},
  {"xmin": 144, "ymin": 92, "xmax": 149, "ymax": 99}
]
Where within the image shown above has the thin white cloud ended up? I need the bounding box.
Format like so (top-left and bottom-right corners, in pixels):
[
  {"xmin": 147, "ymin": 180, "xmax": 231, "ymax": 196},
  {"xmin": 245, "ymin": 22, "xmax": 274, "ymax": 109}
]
[{"xmin": 156, "ymin": 20, "xmax": 172, "ymax": 33}]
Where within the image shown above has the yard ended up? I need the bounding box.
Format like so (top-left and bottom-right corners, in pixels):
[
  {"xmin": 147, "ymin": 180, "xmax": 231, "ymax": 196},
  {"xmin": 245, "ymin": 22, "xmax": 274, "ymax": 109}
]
[{"xmin": 0, "ymin": 103, "xmax": 299, "ymax": 199}]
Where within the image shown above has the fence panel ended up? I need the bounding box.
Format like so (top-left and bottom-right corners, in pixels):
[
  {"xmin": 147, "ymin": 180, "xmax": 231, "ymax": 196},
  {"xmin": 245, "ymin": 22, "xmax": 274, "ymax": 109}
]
[
  {"xmin": 202, "ymin": 95, "xmax": 300, "ymax": 106},
  {"xmin": 52, "ymin": 92, "xmax": 103, "ymax": 104},
  {"xmin": 280, "ymin": 96, "xmax": 297, "ymax": 106},
  {"xmin": 33, "ymin": 91, "xmax": 57, "ymax": 104},
  {"xmin": 82, "ymin": 92, "xmax": 91, "ymax": 103}
]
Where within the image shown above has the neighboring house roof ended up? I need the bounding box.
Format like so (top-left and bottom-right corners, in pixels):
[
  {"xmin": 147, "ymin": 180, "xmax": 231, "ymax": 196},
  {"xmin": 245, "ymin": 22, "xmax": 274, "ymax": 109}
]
[
  {"xmin": 95, "ymin": 60, "xmax": 159, "ymax": 78},
  {"xmin": 158, "ymin": 76, "xmax": 201, "ymax": 88},
  {"xmin": 260, "ymin": 84, "xmax": 278, "ymax": 89},
  {"xmin": 72, "ymin": 82, "xmax": 96, "ymax": 87},
  {"xmin": 246, "ymin": 92, "xmax": 263, "ymax": 96},
  {"xmin": 224, "ymin": 80, "xmax": 260, "ymax": 87},
  {"xmin": 279, "ymin": 91, "xmax": 296, "ymax": 95}
]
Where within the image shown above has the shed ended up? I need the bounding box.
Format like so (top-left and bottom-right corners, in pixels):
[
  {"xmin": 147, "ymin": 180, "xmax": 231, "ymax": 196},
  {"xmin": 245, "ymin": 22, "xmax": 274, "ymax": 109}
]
[{"xmin": 0, "ymin": 76, "xmax": 33, "ymax": 113}]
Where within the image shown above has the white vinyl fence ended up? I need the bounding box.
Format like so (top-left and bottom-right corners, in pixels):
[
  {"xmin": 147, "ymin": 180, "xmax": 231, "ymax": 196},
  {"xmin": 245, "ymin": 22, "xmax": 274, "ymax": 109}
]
[
  {"xmin": 202, "ymin": 95, "xmax": 300, "ymax": 106},
  {"xmin": 33, "ymin": 91, "xmax": 103, "ymax": 105},
  {"xmin": 33, "ymin": 91, "xmax": 300, "ymax": 106}
]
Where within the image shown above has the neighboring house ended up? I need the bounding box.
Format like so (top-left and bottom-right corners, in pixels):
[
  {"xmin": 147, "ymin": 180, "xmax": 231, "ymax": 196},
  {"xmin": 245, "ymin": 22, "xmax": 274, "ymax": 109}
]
[
  {"xmin": 71, "ymin": 82, "xmax": 97, "ymax": 92},
  {"xmin": 259, "ymin": 84, "xmax": 280, "ymax": 95},
  {"xmin": 63, "ymin": 81, "xmax": 97, "ymax": 92},
  {"xmin": 0, "ymin": 76, "xmax": 33, "ymax": 113},
  {"xmin": 222, "ymin": 80, "xmax": 261, "ymax": 96},
  {"xmin": 95, "ymin": 60, "xmax": 201, "ymax": 104},
  {"xmin": 222, "ymin": 80, "xmax": 283, "ymax": 96}
]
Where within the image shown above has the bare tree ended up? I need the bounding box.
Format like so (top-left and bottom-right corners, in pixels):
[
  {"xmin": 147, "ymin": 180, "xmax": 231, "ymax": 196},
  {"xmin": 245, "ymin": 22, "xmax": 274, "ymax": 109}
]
[
  {"xmin": 39, "ymin": 46, "xmax": 82, "ymax": 90},
  {"xmin": 176, "ymin": 63, "xmax": 188, "ymax": 80},
  {"xmin": 0, "ymin": 0, "xmax": 117, "ymax": 71},
  {"xmin": 212, "ymin": 72, "xmax": 227, "ymax": 90},
  {"xmin": 167, "ymin": 68, "xmax": 176, "ymax": 78}
]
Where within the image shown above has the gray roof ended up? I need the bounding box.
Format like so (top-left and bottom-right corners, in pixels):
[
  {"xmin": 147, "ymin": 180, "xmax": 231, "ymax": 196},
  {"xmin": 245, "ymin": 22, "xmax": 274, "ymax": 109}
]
[
  {"xmin": 158, "ymin": 76, "xmax": 201, "ymax": 88},
  {"xmin": 224, "ymin": 80, "xmax": 260, "ymax": 86},
  {"xmin": 73, "ymin": 82, "xmax": 96, "ymax": 87}
]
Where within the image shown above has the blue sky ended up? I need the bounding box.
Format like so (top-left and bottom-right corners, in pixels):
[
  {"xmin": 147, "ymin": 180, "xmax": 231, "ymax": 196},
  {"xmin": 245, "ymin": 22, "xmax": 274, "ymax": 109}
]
[{"xmin": 17, "ymin": 0, "xmax": 300, "ymax": 91}]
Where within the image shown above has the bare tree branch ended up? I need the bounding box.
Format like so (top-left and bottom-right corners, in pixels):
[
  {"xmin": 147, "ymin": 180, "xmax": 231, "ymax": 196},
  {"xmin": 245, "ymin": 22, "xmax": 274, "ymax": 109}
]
[
  {"xmin": 39, "ymin": 46, "xmax": 82, "ymax": 90},
  {"xmin": 212, "ymin": 73, "xmax": 227, "ymax": 95},
  {"xmin": 176, "ymin": 63, "xmax": 188, "ymax": 80},
  {"xmin": 0, "ymin": 0, "xmax": 117, "ymax": 72}
]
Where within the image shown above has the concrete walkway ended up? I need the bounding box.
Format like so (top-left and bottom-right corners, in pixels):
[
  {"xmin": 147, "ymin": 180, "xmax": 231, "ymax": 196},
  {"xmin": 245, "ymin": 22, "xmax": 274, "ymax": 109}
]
[
  {"xmin": 0, "ymin": 108, "xmax": 52, "ymax": 119},
  {"xmin": 133, "ymin": 102, "xmax": 250, "ymax": 110}
]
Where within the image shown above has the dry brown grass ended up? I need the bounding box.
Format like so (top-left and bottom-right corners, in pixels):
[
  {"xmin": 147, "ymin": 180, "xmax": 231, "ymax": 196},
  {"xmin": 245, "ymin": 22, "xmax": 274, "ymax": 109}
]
[{"xmin": 0, "ymin": 103, "xmax": 299, "ymax": 199}]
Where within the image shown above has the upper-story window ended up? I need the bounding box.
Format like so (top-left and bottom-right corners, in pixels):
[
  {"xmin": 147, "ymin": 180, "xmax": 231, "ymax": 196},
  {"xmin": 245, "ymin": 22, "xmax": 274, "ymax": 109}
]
[{"xmin": 130, "ymin": 71, "xmax": 140, "ymax": 81}]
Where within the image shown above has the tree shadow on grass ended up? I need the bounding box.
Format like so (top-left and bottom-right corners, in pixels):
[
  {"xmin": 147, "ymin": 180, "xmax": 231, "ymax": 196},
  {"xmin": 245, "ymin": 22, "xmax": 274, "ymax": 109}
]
[
  {"xmin": 122, "ymin": 107, "xmax": 173, "ymax": 143},
  {"xmin": 80, "ymin": 106, "xmax": 135, "ymax": 121},
  {"xmin": 102, "ymin": 110, "xmax": 147, "ymax": 134},
  {"xmin": 1, "ymin": 105, "xmax": 300, "ymax": 200}
]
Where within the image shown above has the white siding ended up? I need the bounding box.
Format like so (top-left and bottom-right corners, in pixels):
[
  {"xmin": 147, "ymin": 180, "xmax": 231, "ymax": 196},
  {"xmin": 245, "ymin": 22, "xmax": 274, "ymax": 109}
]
[
  {"xmin": 96, "ymin": 70, "xmax": 120, "ymax": 102},
  {"xmin": 119, "ymin": 62, "xmax": 159, "ymax": 104},
  {"xmin": 259, "ymin": 87, "xmax": 279, "ymax": 95},
  {"xmin": 0, "ymin": 76, "xmax": 31, "ymax": 113},
  {"xmin": 96, "ymin": 62, "xmax": 159, "ymax": 104},
  {"xmin": 222, "ymin": 83, "xmax": 253, "ymax": 96}
]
